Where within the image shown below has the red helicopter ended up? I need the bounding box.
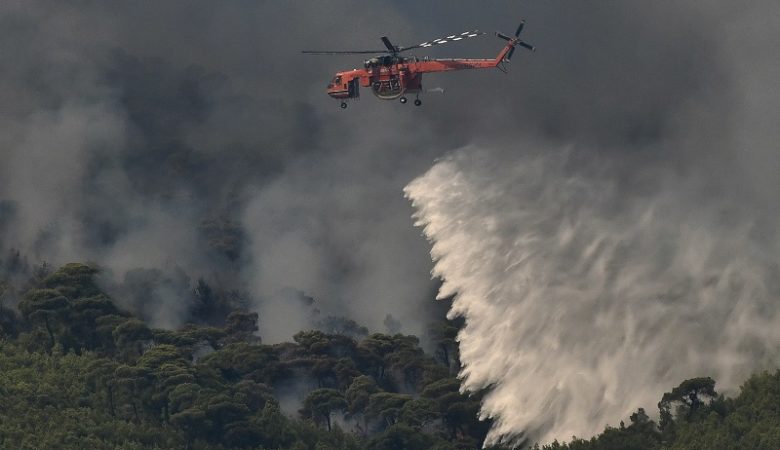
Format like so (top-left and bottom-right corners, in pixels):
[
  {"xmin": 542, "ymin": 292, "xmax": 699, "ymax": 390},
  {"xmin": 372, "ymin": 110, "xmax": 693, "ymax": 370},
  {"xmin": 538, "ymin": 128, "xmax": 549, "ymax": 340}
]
[{"xmin": 303, "ymin": 21, "xmax": 534, "ymax": 108}]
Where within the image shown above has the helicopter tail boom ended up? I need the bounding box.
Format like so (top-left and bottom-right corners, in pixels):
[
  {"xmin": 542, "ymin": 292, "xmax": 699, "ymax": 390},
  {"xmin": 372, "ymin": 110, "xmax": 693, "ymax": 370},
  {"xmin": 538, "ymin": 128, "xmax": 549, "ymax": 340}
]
[
  {"xmin": 408, "ymin": 20, "xmax": 533, "ymax": 74},
  {"xmin": 410, "ymin": 21, "xmax": 533, "ymax": 74}
]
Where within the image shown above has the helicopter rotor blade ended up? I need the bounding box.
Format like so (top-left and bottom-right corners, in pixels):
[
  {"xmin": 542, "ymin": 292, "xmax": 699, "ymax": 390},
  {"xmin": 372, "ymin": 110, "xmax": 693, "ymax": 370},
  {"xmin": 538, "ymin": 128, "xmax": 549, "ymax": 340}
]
[
  {"xmin": 381, "ymin": 36, "xmax": 398, "ymax": 54},
  {"xmin": 302, "ymin": 50, "xmax": 389, "ymax": 55},
  {"xmin": 519, "ymin": 41, "xmax": 535, "ymax": 51},
  {"xmin": 400, "ymin": 30, "xmax": 486, "ymax": 52},
  {"xmin": 515, "ymin": 21, "xmax": 525, "ymax": 37},
  {"xmin": 495, "ymin": 32, "xmax": 512, "ymax": 42},
  {"xmin": 506, "ymin": 40, "xmax": 535, "ymax": 61}
]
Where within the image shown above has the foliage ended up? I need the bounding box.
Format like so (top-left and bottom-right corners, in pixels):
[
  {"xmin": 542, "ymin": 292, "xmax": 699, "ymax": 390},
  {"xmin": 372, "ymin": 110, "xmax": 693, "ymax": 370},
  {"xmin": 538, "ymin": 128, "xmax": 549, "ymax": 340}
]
[
  {"xmin": 2, "ymin": 263, "xmax": 780, "ymax": 450},
  {"xmin": 0, "ymin": 263, "xmax": 494, "ymax": 449}
]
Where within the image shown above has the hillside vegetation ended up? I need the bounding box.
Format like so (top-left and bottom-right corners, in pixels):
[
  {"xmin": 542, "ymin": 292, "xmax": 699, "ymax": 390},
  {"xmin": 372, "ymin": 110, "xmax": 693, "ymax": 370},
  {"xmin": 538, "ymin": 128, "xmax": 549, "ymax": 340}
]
[{"xmin": 1, "ymin": 263, "xmax": 779, "ymax": 449}]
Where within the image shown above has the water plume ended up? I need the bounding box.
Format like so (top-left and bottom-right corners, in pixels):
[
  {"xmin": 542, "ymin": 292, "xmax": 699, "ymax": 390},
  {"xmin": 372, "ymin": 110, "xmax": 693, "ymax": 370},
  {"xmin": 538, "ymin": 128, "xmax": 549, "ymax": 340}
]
[{"xmin": 405, "ymin": 146, "xmax": 780, "ymax": 446}]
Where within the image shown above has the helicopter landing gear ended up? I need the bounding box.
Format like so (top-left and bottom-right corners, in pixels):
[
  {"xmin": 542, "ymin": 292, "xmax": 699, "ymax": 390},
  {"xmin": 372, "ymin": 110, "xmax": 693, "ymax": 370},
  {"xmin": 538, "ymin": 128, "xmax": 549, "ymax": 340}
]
[
  {"xmin": 414, "ymin": 98, "xmax": 422, "ymax": 106},
  {"xmin": 399, "ymin": 97, "xmax": 408, "ymax": 104},
  {"xmin": 340, "ymin": 102, "xmax": 348, "ymax": 109}
]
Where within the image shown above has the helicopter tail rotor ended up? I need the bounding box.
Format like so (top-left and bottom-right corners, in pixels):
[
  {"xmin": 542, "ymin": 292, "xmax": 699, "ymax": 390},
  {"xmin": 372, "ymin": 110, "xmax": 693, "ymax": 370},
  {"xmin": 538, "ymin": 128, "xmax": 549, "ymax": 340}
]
[{"xmin": 496, "ymin": 20, "xmax": 535, "ymax": 61}]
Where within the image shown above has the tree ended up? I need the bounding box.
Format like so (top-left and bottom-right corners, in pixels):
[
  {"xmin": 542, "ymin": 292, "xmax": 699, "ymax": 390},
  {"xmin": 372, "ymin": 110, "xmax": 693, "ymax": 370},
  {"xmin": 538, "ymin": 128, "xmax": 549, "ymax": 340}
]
[
  {"xmin": 113, "ymin": 364, "xmax": 154, "ymax": 423},
  {"xmin": 233, "ymin": 379, "xmax": 275, "ymax": 413},
  {"xmin": 113, "ymin": 318, "xmax": 154, "ymax": 360},
  {"xmin": 303, "ymin": 388, "xmax": 347, "ymax": 431},
  {"xmin": 366, "ymin": 392, "xmax": 413, "ymax": 428},
  {"xmin": 427, "ymin": 319, "xmax": 461, "ymax": 371},
  {"xmin": 400, "ymin": 398, "xmax": 440, "ymax": 429},
  {"xmin": 85, "ymin": 359, "xmax": 121, "ymax": 417},
  {"xmin": 294, "ymin": 330, "xmax": 330, "ymax": 354},
  {"xmin": 333, "ymin": 357, "xmax": 361, "ymax": 388},
  {"xmin": 358, "ymin": 333, "xmax": 427, "ymax": 388},
  {"xmin": 223, "ymin": 310, "xmax": 259, "ymax": 343},
  {"xmin": 68, "ymin": 294, "xmax": 126, "ymax": 351},
  {"xmin": 190, "ymin": 277, "xmax": 234, "ymax": 326},
  {"xmin": 152, "ymin": 363, "xmax": 196, "ymax": 421},
  {"xmin": 344, "ymin": 375, "xmax": 380, "ymax": 434},
  {"xmin": 422, "ymin": 377, "xmax": 489, "ymax": 441},
  {"xmin": 368, "ymin": 424, "xmax": 435, "ymax": 450},
  {"xmin": 170, "ymin": 406, "xmax": 210, "ymax": 442},
  {"xmin": 317, "ymin": 316, "xmax": 369, "ymax": 339},
  {"xmin": 200, "ymin": 342, "xmax": 277, "ymax": 382},
  {"xmin": 255, "ymin": 402, "xmax": 298, "ymax": 448},
  {"xmin": 205, "ymin": 393, "xmax": 251, "ymax": 432},
  {"xmin": 168, "ymin": 382, "xmax": 201, "ymax": 415},
  {"xmin": 42, "ymin": 263, "xmax": 101, "ymax": 299},
  {"xmin": 153, "ymin": 324, "xmax": 226, "ymax": 356},
  {"xmin": 659, "ymin": 377, "xmax": 717, "ymax": 432},
  {"xmin": 18, "ymin": 288, "xmax": 69, "ymax": 350}
]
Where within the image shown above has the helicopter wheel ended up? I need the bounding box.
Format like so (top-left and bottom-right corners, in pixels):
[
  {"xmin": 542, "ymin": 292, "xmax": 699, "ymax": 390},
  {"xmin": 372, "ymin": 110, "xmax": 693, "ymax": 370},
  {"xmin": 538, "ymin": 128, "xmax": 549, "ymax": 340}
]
[
  {"xmin": 399, "ymin": 97, "xmax": 408, "ymax": 104},
  {"xmin": 340, "ymin": 102, "xmax": 348, "ymax": 109},
  {"xmin": 414, "ymin": 99, "xmax": 422, "ymax": 106}
]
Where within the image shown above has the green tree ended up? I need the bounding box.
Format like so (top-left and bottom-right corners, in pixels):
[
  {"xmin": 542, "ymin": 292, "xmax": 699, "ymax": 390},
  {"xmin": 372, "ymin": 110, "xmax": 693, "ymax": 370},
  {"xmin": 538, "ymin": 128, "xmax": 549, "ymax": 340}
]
[
  {"xmin": 368, "ymin": 424, "xmax": 435, "ymax": 450},
  {"xmin": 68, "ymin": 294, "xmax": 125, "ymax": 351},
  {"xmin": 366, "ymin": 392, "xmax": 413, "ymax": 428},
  {"xmin": 18, "ymin": 288, "xmax": 69, "ymax": 350},
  {"xmin": 223, "ymin": 310, "xmax": 259, "ymax": 343},
  {"xmin": 659, "ymin": 376, "xmax": 717, "ymax": 437},
  {"xmin": 42, "ymin": 262, "xmax": 101, "ymax": 298},
  {"xmin": 113, "ymin": 364, "xmax": 154, "ymax": 423},
  {"xmin": 400, "ymin": 397, "xmax": 440, "ymax": 429},
  {"xmin": 317, "ymin": 316, "xmax": 369, "ymax": 338},
  {"xmin": 427, "ymin": 319, "xmax": 461, "ymax": 371},
  {"xmin": 86, "ymin": 359, "xmax": 121, "ymax": 417},
  {"xmin": 200, "ymin": 341, "xmax": 277, "ymax": 382},
  {"xmin": 113, "ymin": 318, "xmax": 153, "ymax": 360},
  {"xmin": 303, "ymin": 388, "xmax": 348, "ymax": 431}
]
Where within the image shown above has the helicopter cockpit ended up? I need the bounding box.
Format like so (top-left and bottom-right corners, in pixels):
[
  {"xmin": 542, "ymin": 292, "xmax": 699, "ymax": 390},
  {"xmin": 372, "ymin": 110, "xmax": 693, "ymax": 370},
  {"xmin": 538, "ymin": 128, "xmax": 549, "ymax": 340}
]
[
  {"xmin": 363, "ymin": 55, "xmax": 403, "ymax": 68},
  {"xmin": 327, "ymin": 75, "xmax": 343, "ymax": 88}
]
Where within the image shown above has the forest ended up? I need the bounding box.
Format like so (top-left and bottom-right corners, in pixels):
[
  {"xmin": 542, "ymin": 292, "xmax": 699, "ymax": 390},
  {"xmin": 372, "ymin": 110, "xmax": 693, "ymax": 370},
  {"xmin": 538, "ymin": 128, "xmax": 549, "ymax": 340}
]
[{"xmin": 2, "ymin": 260, "xmax": 780, "ymax": 450}]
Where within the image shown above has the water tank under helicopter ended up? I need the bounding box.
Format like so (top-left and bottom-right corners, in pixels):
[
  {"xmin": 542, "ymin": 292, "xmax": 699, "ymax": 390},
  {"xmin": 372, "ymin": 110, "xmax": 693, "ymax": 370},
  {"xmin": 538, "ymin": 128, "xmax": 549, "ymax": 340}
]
[{"xmin": 364, "ymin": 57, "xmax": 415, "ymax": 100}]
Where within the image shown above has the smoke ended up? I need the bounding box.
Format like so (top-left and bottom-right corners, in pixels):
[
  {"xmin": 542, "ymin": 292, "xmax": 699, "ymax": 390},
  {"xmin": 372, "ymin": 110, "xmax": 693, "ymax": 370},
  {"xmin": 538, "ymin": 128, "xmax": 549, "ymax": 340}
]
[
  {"xmin": 0, "ymin": 1, "xmax": 444, "ymax": 335},
  {"xmin": 405, "ymin": 2, "xmax": 780, "ymax": 445}
]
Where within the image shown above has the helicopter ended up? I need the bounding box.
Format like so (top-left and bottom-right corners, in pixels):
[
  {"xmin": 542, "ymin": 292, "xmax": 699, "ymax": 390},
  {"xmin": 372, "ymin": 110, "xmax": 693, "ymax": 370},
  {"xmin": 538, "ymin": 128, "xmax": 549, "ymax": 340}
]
[{"xmin": 303, "ymin": 21, "xmax": 534, "ymax": 108}]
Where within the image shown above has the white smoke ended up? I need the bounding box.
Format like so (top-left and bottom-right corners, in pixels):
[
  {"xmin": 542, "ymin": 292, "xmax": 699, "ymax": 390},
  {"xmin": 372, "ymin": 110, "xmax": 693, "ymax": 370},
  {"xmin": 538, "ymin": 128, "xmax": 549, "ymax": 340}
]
[{"xmin": 405, "ymin": 146, "xmax": 780, "ymax": 446}]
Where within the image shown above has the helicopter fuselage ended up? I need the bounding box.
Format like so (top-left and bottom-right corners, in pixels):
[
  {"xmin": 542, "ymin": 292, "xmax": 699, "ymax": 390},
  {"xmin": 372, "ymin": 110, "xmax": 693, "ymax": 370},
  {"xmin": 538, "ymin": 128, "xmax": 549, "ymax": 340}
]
[
  {"xmin": 326, "ymin": 44, "xmax": 514, "ymax": 102},
  {"xmin": 327, "ymin": 62, "xmax": 422, "ymax": 101}
]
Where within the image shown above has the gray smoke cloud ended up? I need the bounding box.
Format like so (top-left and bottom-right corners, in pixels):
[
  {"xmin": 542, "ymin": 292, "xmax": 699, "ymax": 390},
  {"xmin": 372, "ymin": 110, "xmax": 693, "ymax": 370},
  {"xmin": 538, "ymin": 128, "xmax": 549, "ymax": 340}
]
[
  {"xmin": 0, "ymin": 1, "xmax": 447, "ymax": 334},
  {"xmin": 406, "ymin": 1, "xmax": 780, "ymax": 446}
]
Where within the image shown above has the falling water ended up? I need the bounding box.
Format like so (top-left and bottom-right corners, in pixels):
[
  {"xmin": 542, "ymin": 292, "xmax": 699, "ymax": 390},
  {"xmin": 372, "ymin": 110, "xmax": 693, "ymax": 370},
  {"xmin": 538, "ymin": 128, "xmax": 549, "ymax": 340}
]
[{"xmin": 405, "ymin": 146, "xmax": 780, "ymax": 446}]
